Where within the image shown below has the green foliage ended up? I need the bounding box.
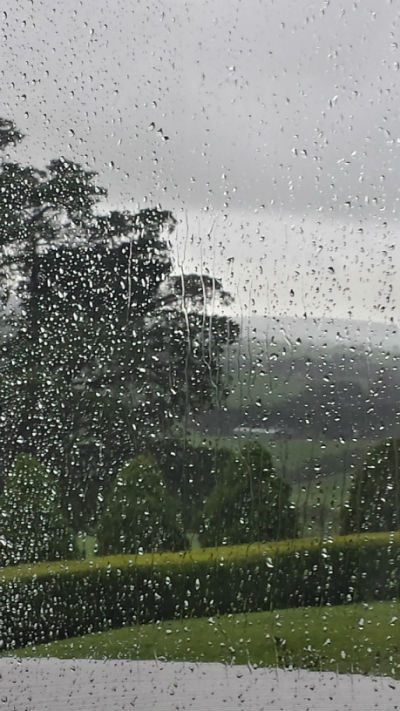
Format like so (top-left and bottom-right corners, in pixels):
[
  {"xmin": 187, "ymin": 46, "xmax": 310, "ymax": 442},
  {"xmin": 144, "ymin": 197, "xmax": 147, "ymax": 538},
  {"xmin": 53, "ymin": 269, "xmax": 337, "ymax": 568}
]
[
  {"xmin": 0, "ymin": 531, "xmax": 399, "ymax": 650},
  {"xmin": 145, "ymin": 437, "xmax": 234, "ymax": 530},
  {"xmin": 0, "ymin": 118, "xmax": 239, "ymax": 529},
  {"xmin": 0, "ymin": 118, "xmax": 23, "ymax": 150},
  {"xmin": 96, "ymin": 455, "xmax": 187, "ymax": 555},
  {"xmin": 0, "ymin": 454, "xmax": 76, "ymax": 566},
  {"xmin": 201, "ymin": 441, "xmax": 298, "ymax": 546},
  {"xmin": 341, "ymin": 437, "xmax": 400, "ymax": 534}
]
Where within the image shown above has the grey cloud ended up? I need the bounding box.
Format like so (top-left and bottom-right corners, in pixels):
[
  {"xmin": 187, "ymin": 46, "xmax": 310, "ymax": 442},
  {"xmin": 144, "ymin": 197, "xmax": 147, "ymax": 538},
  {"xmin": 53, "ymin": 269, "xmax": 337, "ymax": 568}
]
[
  {"xmin": 2, "ymin": 0, "xmax": 399, "ymax": 211},
  {"xmin": 2, "ymin": 0, "xmax": 400, "ymax": 319}
]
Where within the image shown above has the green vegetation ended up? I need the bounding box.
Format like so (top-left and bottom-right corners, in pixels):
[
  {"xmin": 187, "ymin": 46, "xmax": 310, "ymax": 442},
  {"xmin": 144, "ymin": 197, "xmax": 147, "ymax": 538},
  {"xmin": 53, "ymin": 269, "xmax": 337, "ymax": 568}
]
[
  {"xmin": 1, "ymin": 117, "xmax": 400, "ymax": 676},
  {"xmin": 10, "ymin": 602, "xmax": 400, "ymax": 679},
  {"xmin": 97, "ymin": 454, "xmax": 186, "ymax": 555},
  {"xmin": 188, "ymin": 432, "xmax": 369, "ymax": 536},
  {"xmin": 342, "ymin": 437, "xmax": 400, "ymax": 534},
  {"xmin": 76, "ymin": 534, "xmax": 97, "ymax": 559},
  {"xmin": 271, "ymin": 437, "xmax": 368, "ymax": 481},
  {"xmin": 145, "ymin": 437, "xmax": 234, "ymax": 531},
  {"xmin": 188, "ymin": 432, "xmax": 368, "ymax": 483},
  {"xmin": 201, "ymin": 441, "xmax": 297, "ymax": 546},
  {"xmin": 0, "ymin": 454, "xmax": 75, "ymax": 566},
  {"xmin": 0, "ymin": 117, "xmax": 238, "ymax": 531},
  {"xmin": 291, "ymin": 472, "xmax": 350, "ymax": 537},
  {"xmin": 1, "ymin": 531, "xmax": 400, "ymax": 651}
]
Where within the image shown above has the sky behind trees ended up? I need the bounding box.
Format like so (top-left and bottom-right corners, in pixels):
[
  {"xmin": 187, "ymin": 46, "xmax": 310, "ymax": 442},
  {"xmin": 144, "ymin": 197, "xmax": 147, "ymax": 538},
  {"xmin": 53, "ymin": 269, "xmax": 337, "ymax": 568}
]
[{"xmin": 2, "ymin": 0, "xmax": 400, "ymax": 322}]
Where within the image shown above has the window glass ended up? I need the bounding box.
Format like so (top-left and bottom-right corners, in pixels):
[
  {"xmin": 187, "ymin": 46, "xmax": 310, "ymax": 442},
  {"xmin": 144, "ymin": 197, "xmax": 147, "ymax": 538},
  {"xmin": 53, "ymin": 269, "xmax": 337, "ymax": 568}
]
[{"xmin": 1, "ymin": 1, "xmax": 400, "ymax": 708}]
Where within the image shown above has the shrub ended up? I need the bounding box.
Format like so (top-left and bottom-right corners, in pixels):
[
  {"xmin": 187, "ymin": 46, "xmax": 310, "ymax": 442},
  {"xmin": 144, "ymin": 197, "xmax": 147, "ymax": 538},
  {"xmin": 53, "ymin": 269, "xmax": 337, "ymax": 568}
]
[
  {"xmin": 200, "ymin": 441, "xmax": 298, "ymax": 546},
  {"xmin": 0, "ymin": 454, "xmax": 76, "ymax": 566},
  {"xmin": 341, "ymin": 438, "xmax": 400, "ymax": 534},
  {"xmin": 96, "ymin": 454, "xmax": 187, "ymax": 555},
  {"xmin": 0, "ymin": 531, "xmax": 399, "ymax": 650},
  {"xmin": 146, "ymin": 437, "xmax": 234, "ymax": 530}
]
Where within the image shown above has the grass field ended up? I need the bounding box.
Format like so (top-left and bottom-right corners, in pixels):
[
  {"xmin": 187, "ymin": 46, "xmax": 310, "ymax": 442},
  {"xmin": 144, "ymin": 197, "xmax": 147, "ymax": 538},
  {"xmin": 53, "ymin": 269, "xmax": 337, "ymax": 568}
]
[{"xmin": 10, "ymin": 602, "xmax": 400, "ymax": 678}]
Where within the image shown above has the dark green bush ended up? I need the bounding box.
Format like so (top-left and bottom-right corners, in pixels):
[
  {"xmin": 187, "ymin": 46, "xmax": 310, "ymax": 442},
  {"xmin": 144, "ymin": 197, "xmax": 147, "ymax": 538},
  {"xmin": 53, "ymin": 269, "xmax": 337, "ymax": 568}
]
[
  {"xmin": 96, "ymin": 454, "xmax": 186, "ymax": 555},
  {"xmin": 0, "ymin": 454, "xmax": 76, "ymax": 566},
  {"xmin": 201, "ymin": 441, "xmax": 298, "ymax": 546},
  {"xmin": 342, "ymin": 437, "xmax": 400, "ymax": 534},
  {"xmin": 145, "ymin": 437, "xmax": 234, "ymax": 530},
  {"xmin": 0, "ymin": 531, "xmax": 399, "ymax": 650}
]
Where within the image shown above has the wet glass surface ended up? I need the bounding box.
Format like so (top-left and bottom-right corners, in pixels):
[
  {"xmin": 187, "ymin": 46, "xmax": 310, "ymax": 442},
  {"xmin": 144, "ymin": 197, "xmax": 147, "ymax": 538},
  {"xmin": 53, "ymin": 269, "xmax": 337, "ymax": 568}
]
[{"xmin": 1, "ymin": 0, "xmax": 400, "ymax": 707}]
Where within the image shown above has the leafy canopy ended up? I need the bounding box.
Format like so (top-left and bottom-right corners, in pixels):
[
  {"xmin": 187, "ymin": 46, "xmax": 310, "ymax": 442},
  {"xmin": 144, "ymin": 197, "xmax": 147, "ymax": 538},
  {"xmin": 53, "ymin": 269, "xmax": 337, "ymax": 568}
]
[
  {"xmin": 0, "ymin": 453, "xmax": 75, "ymax": 565},
  {"xmin": 341, "ymin": 437, "xmax": 400, "ymax": 534},
  {"xmin": 201, "ymin": 441, "xmax": 298, "ymax": 547},
  {"xmin": 97, "ymin": 454, "xmax": 187, "ymax": 555},
  {"xmin": 0, "ymin": 118, "xmax": 239, "ymax": 528}
]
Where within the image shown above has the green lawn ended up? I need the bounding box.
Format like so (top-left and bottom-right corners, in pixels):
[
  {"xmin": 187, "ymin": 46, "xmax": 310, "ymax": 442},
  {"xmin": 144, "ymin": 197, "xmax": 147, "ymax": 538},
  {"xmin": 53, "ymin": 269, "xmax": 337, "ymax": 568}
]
[{"xmin": 10, "ymin": 601, "xmax": 400, "ymax": 678}]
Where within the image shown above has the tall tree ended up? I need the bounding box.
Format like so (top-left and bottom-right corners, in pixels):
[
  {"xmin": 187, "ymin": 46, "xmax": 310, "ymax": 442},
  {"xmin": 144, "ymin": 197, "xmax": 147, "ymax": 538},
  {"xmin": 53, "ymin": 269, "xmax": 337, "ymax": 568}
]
[
  {"xmin": 341, "ymin": 438, "xmax": 400, "ymax": 534},
  {"xmin": 33, "ymin": 251, "xmax": 238, "ymax": 526},
  {"xmin": 201, "ymin": 441, "xmax": 298, "ymax": 547},
  {"xmin": 0, "ymin": 119, "xmax": 239, "ymax": 527},
  {"xmin": 0, "ymin": 453, "xmax": 75, "ymax": 565},
  {"xmin": 97, "ymin": 454, "xmax": 186, "ymax": 555},
  {"xmin": 0, "ymin": 124, "xmax": 106, "ymax": 460}
]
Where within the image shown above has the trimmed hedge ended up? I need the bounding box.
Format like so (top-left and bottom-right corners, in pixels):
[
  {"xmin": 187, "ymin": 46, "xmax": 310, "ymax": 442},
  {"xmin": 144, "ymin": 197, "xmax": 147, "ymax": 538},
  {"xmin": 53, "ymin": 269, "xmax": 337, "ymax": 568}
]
[{"xmin": 1, "ymin": 531, "xmax": 400, "ymax": 650}]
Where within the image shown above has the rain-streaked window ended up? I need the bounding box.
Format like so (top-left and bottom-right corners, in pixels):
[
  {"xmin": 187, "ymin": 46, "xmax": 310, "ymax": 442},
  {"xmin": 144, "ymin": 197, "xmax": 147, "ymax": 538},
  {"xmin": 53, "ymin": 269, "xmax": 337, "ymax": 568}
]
[{"xmin": 1, "ymin": 1, "xmax": 400, "ymax": 709}]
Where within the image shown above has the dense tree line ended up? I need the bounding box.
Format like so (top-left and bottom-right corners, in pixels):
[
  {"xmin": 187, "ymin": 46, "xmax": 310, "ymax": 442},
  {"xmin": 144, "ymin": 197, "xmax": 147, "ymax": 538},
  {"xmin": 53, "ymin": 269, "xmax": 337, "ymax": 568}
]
[{"xmin": 0, "ymin": 117, "xmax": 300, "ymax": 563}]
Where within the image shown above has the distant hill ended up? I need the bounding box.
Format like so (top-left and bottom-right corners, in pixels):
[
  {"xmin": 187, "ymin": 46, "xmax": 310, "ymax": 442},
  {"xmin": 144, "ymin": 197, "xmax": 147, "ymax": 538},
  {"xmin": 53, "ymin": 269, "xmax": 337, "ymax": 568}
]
[
  {"xmin": 236, "ymin": 315, "xmax": 400, "ymax": 351},
  {"xmin": 194, "ymin": 314, "xmax": 400, "ymax": 443}
]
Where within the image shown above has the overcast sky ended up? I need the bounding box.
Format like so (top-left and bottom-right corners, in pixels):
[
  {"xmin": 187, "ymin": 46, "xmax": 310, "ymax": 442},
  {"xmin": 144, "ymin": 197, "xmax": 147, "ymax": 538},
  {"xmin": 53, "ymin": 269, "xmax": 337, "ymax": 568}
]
[{"xmin": 2, "ymin": 0, "xmax": 400, "ymax": 324}]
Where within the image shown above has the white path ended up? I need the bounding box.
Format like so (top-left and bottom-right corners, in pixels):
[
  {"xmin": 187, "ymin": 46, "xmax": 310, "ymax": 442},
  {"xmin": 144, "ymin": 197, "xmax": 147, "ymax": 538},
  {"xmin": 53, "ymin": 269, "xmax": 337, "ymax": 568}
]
[{"xmin": 0, "ymin": 659, "xmax": 399, "ymax": 711}]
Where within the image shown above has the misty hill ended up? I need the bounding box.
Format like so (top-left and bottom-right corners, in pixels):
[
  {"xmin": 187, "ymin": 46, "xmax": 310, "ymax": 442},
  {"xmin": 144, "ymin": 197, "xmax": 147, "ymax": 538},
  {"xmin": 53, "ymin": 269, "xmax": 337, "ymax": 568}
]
[
  {"xmin": 194, "ymin": 315, "xmax": 400, "ymax": 445},
  {"xmin": 238, "ymin": 315, "xmax": 400, "ymax": 351}
]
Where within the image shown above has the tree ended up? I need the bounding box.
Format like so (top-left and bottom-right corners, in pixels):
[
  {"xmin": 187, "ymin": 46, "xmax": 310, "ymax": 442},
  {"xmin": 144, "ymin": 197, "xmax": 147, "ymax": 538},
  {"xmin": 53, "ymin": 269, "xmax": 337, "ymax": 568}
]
[
  {"xmin": 200, "ymin": 441, "xmax": 298, "ymax": 547},
  {"xmin": 0, "ymin": 454, "xmax": 75, "ymax": 565},
  {"xmin": 0, "ymin": 118, "xmax": 239, "ymax": 528},
  {"xmin": 31, "ymin": 230, "xmax": 237, "ymax": 528},
  {"xmin": 341, "ymin": 438, "xmax": 400, "ymax": 534},
  {"xmin": 144, "ymin": 278, "xmax": 239, "ymax": 427},
  {"xmin": 0, "ymin": 118, "xmax": 23, "ymax": 150},
  {"xmin": 0, "ymin": 126, "xmax": 107, "ymax": 464},
  {"xmin": 97, "ymin": 454, "xmax": 186, "ymax": 555},
  {"xmin": 24, "ymin": 207, "xmax": 176, "ymax": 525},
  {"xmin": 145, "ymin": 437, "xmax": 234, "ymax": 530}
]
